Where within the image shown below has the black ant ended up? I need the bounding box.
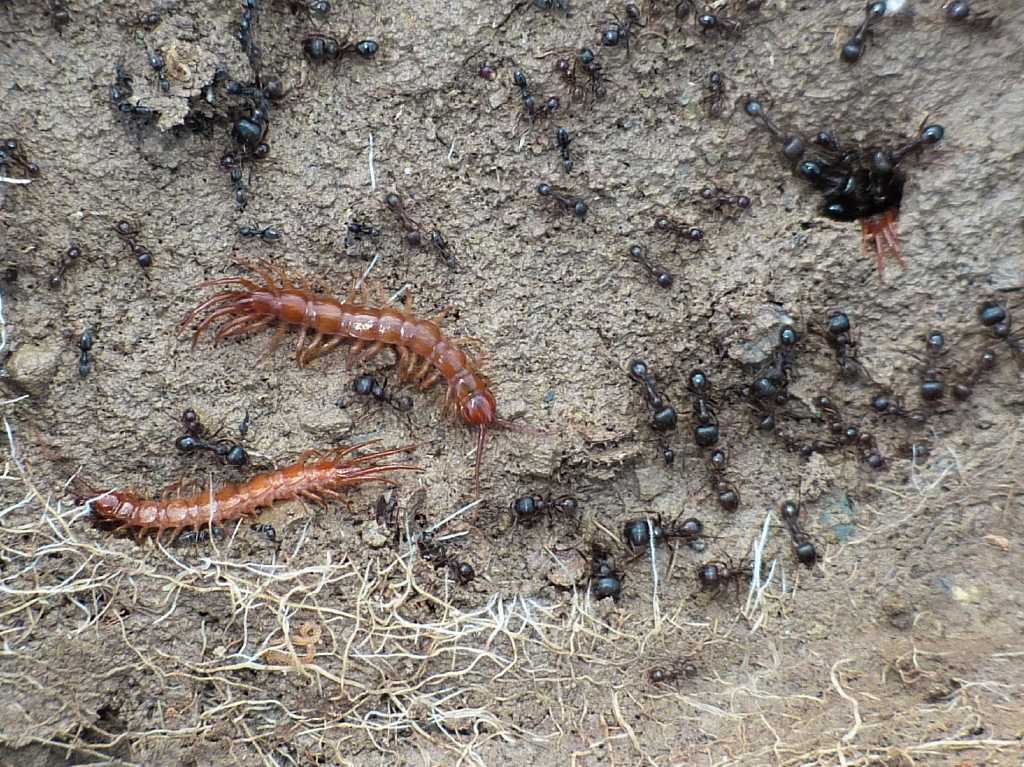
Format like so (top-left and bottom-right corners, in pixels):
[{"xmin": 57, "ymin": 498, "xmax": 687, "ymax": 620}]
[
  {"xmin": 686, "ymin": 369, "xmax": 719, "ymax": 449},
  {"xmin": 0, "ymin": 138, "xmax": 40, "ymax": 178},
  {"xmin": 289, "ymin": 0, "xmax": 331, "ymax": 15},
  {"xmin": 174, "ymin": 527, "xmax": 225, "ymax": 546},
  {"xmin": 49, "ymin": 244, "xmax": 82, "ymax": 289},
  {"xmin": 113, "ymin": 220, "xmax": 153, "ymax": 268},
  {"xmin": 744, "ymin": 326, "xmax": 798, "ymax": 432},
  {"xmin": 977, "ymin": 301, "xmax": 1022, "ymax": 356},
  {"xmin": 627, "ymin": 359, "xmax": 678, "ymax": 432},
  {"xmin": 779, "ymin": 499, "xmax": 817, "ymax": 567},
  {"xmin": 251, "ymin": 522, "xmax": 277, "ymax": 542},
  {"xmin": 78, "ymin": 328, "xmax": 94, "ymax": 379},
  {"xmin": 840, "ymin": 2, "xmax": 888, "ymax": 63},
  {"xmin": 628, "ymin": 244, "xmax": 673, "ymax": 288},
  {"xmin": 352, "ymin": 373, "xmax": 413, "ymax": 413},
  {"xmin": 600, "ymin": 2, "xmax": 644, "ymax": 54},
  {"xmin": 537, "ymin": 182, "xmax": 587, "ymax": 219},
  {"xmin": 699, "ymin": 186, "xmax": 751, "ymax": 213},
  {"xmin": 577, "ymin": 47, "xmax": 606, "ymax": 101},
  {"xmin": 648, "ymin": 660, "xmax": 698, "ymax": 686},
  {"xmin": 117, "ymin": 10, "xmax": 162, "ymax": 29},
  {"xmin": 589, "ymin": 547, "xmax": 623, "ymax": 601},
  {"xmin": 175, "ymin": 408, "xmax": 249, "ymax": 466},
  {"xmin": 303, "ymin": 33, "xmax": 379, "ymax": 63},
  {"xmin": 943, "ymin": 0, "xmax": 995, "ymax": 26},
  {"xmin": 512, "ymin": 493, "xmax": 579, "ymax": 525},
  {"xmin": 415, "ymin": 530, "xmax": 476, "ymax": 584},
  {"xmin": 148, "ymin": 48, "xmax": 170, "ymax": 93},
  {"xmin": 48, "ymin": 0, "xmax": 70, "ymax": 33},
  {"xmin": 653, "ymin": 215, "xmax": 704, "ymax": 243},
  {"xmin": 534, "ymin": 0, "xmax": 572, "ymax": 14},
  {"xmin": 824, "ymin": 309, "xmax": 868, "ymax": 382},
  {"xmin": 556, "ymin": 127, "xmax": 574, "ymax": 172},
  {"xmin": 676, "ymin": 1, "xmax": 741, "ymax": 34},
  {"xmin": 953, "ymin": 349, "xmax": 997, "ymax": 402},
  {"xmin": 622, "ymin": 515, "xmax": 703, "ymax": 554},
  {"xmin": 239, "ymin": 224, "xmax": 282, "ymax": 242},
  {"xmin": 744, "ymin": 98, "xmax": 944, "ymax": 279},
  {"xmin": 383, "ymin": 193, "xmax": 457, "ymax": 268},
  {"xmin": 629, "ymin": 359, "xmax": 678, "ymax": 463},
  {"xmin": 238, "ymin": 0, "xmax": 261, "ymax": 72},
  {"xmin": 869, "ymin": 391, "xmax": 927, "ymax": 424},
  {"xmin": 708, "ymin": 449, "xmax": 740, "ymax": 511},
  {"xmin": 918, "ymin": 329, "xmax": 948, "ymax": 403},
  {"xmin": 755, "ymin": 323, "xmax": 800, "ymax": 393},
  {"xmin": 344, "ymin": 220, "xmax": 381, "ymax": 251},
  {"xmin": 696, "ymin": 557, "xmax": 754, "ymax": 593},
  {"xmin": 701, "ymin": 71, "xmax": 727, "ymax": 118}
]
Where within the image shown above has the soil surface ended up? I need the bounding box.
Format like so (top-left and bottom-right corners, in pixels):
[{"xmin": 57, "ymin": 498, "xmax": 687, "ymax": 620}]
[{"xmin": 1, "ymin": 0, "xmax": 1023, "ymax": 765}]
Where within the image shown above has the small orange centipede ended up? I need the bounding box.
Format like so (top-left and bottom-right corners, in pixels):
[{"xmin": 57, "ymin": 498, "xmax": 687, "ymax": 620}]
[
  {"xmin": 81, "ymin": 443, "xmax": 420, "ymax": 539},
  {"xmin": 180, "ymin": 261, "xmax": 521, "ymax": 487}
]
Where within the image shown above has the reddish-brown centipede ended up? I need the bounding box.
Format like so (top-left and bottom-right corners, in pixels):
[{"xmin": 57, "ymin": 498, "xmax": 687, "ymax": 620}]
[
  {"xmin": 81, "ymin": 443, "xmax": 420, "ymax": 539},
  {"xmin": 180, "ymin": 261, "xmax": 520, "ymax": 487}
]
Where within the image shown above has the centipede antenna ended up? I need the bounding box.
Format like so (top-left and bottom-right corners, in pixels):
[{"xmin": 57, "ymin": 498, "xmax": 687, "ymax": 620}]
[
  {"xmin": 427, "ymin": 498, "xmax": 484, "ymax": 533},
  {"xmin": 367, "ymin": 133, "xmax": 376, "ymax": 191},
  {"xmin": 389, "ymin": 283, "xmax": 411, "ymax": 304},
  {"xmin": 357, "ymin": 252, "xmax": 380, "ymax": 290}
]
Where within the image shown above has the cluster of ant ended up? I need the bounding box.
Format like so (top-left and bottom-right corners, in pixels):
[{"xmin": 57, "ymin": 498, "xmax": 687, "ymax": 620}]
[
  {"xmin": 174, "ymin": 409, "xmax": 250, "ymax": 467},
  {"xmin": 744, "ymin": 98, "xmax": 944, "ymax": 278}
]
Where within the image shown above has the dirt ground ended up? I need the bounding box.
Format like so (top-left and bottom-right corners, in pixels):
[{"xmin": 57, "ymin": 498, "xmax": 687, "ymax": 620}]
[{"xmin": 1, "ymin": 0, "xmax": 1023, "ymax": 765}]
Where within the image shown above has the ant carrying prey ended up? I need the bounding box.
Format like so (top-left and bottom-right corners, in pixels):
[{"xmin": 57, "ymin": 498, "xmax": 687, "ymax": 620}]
[
  {"xmin": 175, "ymin": 408, "xmax": 249, "ymax": 466},
  {"xmin": 744, "ymin": 98, "xmax": 944, "ymax": 279}
]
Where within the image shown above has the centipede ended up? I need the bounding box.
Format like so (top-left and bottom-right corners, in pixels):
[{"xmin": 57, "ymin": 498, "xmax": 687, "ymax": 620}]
[
  {"xmin": 80, "ymin": 442, "xmax": 420, "ymax": 540},
  {"xmin": 180, "ymin": 261, "xmax": 521, "ymax": 488}
]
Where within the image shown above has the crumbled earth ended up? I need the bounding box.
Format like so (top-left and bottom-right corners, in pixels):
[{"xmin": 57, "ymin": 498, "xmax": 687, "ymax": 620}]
[{"xmin": 1, "ymin": 0, "xmax": 1023, "ymax": 765}]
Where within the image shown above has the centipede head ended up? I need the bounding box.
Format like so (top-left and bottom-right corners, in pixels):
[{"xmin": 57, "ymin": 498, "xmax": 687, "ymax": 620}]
[{"xmin": 72, "ymin": 479, "xmax": 132, "ymax": 521}]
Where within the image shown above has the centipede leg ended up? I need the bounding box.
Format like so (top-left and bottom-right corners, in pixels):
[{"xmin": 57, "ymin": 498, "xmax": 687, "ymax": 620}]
[
  {"xmin": 262, "ymin": 324, "xmax": 288, "ymax": 359},
  {"xmin": 354, "ymin": 341, "xmax": 386, "ymax": 366},
  {"xmin": 418, "ymin": 370, "xmax": 442, "ymax": 391},
  {"xmin": 347, "ymin": 341, "xmax": 367, "ymax": 368},
  {"xmin": 190, "ymin": 303, "xmax": 251, "ymax": 347},
  {"xmin": 299, "ymin": 333, "xmax": 324, "ymax": 366},
  {"xmin": 294, "ymin": 324, "xmax": 309, "ymax": 363},
  {"xmin": 303, "ymin": 335, "xmax": 344, "ymax": 365},
  {"xmin": 215, "ymin": 314, "xmax": 267, "ymax": 342},
  {"xmin": 180, "ymin": 291, "xmax": 245, "ymax": 329},
  {"xmin": 410, "ymin": 358, "xmax": 432, "ymax": 383}
]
